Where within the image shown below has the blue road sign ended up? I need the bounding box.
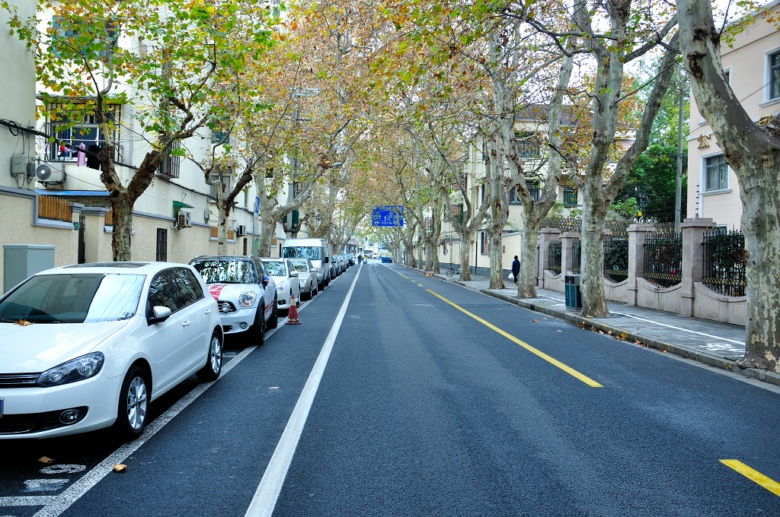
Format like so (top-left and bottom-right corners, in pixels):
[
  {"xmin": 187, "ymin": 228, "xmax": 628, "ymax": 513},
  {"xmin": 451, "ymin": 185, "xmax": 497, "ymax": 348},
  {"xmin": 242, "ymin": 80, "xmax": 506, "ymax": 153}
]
[{"xmin": 372, "ymin": 205, "xmax": 404, "ymax": 227}]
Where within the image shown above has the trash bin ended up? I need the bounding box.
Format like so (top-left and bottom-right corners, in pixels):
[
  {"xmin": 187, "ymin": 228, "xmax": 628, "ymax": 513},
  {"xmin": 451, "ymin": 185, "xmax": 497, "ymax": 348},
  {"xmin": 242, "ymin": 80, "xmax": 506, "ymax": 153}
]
[{"xmin": 564, "ymin": 274, "xmax": 582, "ymax": 311}]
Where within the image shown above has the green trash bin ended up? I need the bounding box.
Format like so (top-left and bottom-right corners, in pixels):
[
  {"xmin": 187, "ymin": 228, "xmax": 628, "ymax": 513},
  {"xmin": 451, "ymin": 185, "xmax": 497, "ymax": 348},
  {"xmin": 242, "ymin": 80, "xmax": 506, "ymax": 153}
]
[{"xmin": 565, "ymin": 274, "xmax": 582, "ymax": 311}]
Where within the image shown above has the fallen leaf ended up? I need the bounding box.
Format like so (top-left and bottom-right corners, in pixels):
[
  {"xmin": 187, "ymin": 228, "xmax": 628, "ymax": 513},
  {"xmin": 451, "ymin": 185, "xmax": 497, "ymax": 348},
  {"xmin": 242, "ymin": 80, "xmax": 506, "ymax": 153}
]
[
  {"xmin": 113, "ymin": 464, "xmax": 128, "ymax": 473},
  {"xmin": 556, "ymin": 330, "xmax": 563, "ymax": 333},
  {"xmin": 38, "ymin": 456, "xmax": 54, "ymax": 464},
  {"xmin": 531, "ymin": 319, "xmax": 538, "ymax": 323},
  {"xmin": 16, "ymin": 320, "xmax": 32, "ymax": 326}
]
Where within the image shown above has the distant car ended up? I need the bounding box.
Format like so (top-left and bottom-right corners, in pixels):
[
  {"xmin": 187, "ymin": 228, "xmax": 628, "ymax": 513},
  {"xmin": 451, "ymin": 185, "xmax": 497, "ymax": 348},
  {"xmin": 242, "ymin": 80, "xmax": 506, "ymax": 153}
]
[
  {"xmin": 261, "ymin": 258, "xmax": 301, "ymax": 314},
  {"xmin": 332, "ymin": 255, "xmax": 342, "ymax": 276},
  {"xmin": 381, "ymin": 256, "xmax": 393, "ymax": 263},
  {"xmin": 346, "ymin": 254, "xmax": 355, "ymax": 266},
  {"xmin": 0, "ymin": 262, "xmax": 223, "ymax": 440},
  {"xmin": 189, "ymin": 256, "xmax": 278, "ymax": 344},
  {"xmin": 288, "ymin": 259, "xmax": 318, "ymax": 300}
]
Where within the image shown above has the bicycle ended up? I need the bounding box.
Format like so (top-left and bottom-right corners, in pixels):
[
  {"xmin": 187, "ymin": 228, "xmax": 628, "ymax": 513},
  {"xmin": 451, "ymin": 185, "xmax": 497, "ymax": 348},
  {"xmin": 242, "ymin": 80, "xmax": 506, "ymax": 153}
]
[{"xmin": 445, "ymin": 264, "xmax": 461, "ymax": 278}]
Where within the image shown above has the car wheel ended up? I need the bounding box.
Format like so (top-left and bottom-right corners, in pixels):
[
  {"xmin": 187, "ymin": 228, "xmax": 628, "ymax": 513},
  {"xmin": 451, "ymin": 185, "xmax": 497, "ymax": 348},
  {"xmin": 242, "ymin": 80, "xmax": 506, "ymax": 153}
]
[
  {"xmin": 247, "ymin": 308, "xmax": 265, "ymax": 345},
  {"xmin": 197, "ymin": 331, "xmax": 223, "ymax": 382},
  {"xmin": 115, "ymin": 365, "xmax": 150, "ymax": 440},
  {"xmin": 267, "ymin": 297, "xmax": 279, "ymax": 329}
]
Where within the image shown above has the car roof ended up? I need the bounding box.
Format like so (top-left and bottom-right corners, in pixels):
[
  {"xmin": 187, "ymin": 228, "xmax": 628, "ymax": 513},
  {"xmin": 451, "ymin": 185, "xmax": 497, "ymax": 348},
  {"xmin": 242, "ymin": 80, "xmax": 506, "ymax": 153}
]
[
  {"xmin": 190, "ymin": 255, "xmax": 254, "ymax": 261},
  {"xmin": 39, "ymin": 262, "xmax": 191, "ymax": 276}
]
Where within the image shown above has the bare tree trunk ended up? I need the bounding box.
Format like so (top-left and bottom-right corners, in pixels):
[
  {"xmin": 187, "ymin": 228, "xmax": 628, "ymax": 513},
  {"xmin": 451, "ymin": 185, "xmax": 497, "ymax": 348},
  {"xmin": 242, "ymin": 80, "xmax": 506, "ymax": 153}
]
[
  {"xmin": 678, "ymin": 0, "xmax": 780, "ymax": 371},
  {"xmin": 486, "ymin": 137, "xmax": 509, "ymax": 289}
]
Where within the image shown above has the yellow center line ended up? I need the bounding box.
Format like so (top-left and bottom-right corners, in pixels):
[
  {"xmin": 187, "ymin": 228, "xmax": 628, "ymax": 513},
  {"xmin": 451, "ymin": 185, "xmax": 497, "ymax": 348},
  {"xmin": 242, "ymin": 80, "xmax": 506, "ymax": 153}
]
[
  {"xmin": 721, "ymin": 460, "xmax": 780, "ymax": 497},
  {"xmin": 427, "ymin": 289, "xmax": 603, "ymax": 388}
]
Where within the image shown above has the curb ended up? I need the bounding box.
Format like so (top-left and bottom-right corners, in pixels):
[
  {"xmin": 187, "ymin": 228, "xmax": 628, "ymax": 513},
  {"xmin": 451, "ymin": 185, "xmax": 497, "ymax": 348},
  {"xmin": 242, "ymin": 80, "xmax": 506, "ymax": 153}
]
[{"xmin": 477, "ymin": 285, "xmax": 780, "ymax": 389}]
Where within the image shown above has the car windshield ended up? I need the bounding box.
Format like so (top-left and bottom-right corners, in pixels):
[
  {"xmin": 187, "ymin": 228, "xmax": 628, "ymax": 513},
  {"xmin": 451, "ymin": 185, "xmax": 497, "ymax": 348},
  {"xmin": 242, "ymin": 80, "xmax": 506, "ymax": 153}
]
[
  {"xmin": 282, "ymin": 246, "xmax": 322, "ymax": 260},
  {"xmin": 191, "ymin": 259, "xmax": 255, "ymax": 284},
  {"xmin": 290, "ymin": 262, "xmax": 308, "ymax": 273},
  {"xmin": 264, "ymin": 261, "xmax": 287, "ymax": 276},
  {"xmin": 0, "ymin": 273, "xmax": 144, "ymax": 324}
]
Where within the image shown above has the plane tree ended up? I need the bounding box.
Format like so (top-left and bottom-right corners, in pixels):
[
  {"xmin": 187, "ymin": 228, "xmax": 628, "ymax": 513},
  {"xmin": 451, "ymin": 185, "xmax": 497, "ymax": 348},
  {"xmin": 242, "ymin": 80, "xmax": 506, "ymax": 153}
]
[{"xmin": 677, "ymin": 0, "xmax": 780, "ymax": 371}]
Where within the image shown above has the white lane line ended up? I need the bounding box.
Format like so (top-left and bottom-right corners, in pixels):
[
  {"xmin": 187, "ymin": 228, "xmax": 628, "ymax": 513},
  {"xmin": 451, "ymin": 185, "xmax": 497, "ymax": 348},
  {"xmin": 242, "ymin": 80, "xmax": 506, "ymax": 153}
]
[
  {"xmin": 245, "ymin": 266, "xmax": 360, "ymax": 517},
  {"xmin": 26, "ymin": 324, "xmax": 277, "ymax": 517},
  {"xmin": 611, "ymin": 312, "xmax": 744, "ymax": 345}
]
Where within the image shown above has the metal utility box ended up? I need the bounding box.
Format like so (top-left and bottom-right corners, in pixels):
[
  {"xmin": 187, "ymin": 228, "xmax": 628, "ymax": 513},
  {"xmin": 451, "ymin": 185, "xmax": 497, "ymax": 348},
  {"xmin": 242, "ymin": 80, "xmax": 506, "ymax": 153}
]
[
  {"xmin": 564, "ymin": 274, "xmax": 582, "ymax": 311},
  {"xmin": 3, "ymin": 244, "xmax": 55, "ymax": 294}
]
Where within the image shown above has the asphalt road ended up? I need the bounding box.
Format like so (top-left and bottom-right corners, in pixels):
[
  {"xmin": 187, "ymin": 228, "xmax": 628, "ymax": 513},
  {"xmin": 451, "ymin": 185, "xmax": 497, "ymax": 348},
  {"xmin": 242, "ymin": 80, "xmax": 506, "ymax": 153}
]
[{"xmin": 2, "ymin": 262, "xmax": 780, "ymax": 516}]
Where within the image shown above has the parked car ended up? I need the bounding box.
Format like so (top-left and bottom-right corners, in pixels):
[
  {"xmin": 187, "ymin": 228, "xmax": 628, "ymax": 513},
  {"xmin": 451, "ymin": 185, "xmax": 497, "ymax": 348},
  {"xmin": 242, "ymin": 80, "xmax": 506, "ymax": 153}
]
[
  {"xmin": 381, "ymin": 256, "xmax": 393, "ymax": 263},
  {"xmin": 189, "ymin": 256, "xmax": 278, "ymax": 344},
  {"xmin": 288, "ymin": 259, "xmax": 318, "ymax": 300},
  {"xmin": 281, "ymin": 238, "xmax": 332, "ymax": 291},
  {"xmin": 261, "ymin": 258, "xmax": 301, "ymax": 314},
  {"xmin": 0, "ymin": 262, "xmax": 223, "ymax": 440}
]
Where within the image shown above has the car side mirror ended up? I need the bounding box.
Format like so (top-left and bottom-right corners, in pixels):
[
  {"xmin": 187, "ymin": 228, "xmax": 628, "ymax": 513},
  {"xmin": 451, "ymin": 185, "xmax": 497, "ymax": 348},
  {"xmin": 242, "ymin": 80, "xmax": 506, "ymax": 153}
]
[
  {"xmin": 310, "ymin": 266, "xmax": 318, "ymax": 272},
  {"xmin": 290, "ymin": 271, "xmax": 298, "ymax": 278},
  {"xmin": 262, "ymin": 275, "xmax": 270, "ymax": 288},
  {"xmin": 323, "ymin": 257, "xmax": 329, "ymax": 263},
  {"xmin": 149, "ymin": 305, "xmax": 172, "ymax": 324}
]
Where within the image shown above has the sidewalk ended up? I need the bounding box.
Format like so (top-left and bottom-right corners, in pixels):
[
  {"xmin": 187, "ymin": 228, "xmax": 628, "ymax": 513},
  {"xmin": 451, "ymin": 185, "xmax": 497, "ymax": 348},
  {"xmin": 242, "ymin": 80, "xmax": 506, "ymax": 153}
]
[{"xmin": 428, "ymin": 270, "xmax": 780, "ymax": 388}]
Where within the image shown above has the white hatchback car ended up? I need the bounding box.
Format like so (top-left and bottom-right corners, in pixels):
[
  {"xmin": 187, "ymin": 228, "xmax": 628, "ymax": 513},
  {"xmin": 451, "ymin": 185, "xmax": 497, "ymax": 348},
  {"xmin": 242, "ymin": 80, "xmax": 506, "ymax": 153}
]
[
  {"xmin": 189, "ymin": 255, "xmax": 278, "ymax": 344},
  {"xmin": 0, "ymin": 262, "xmax": 223, "ymax": 440},
  {"xmin": 261, "ymin": 258, "xmax": 301, "ymax": 314},
  {"xmin": 288, "ymin": 258, "xmax": 318, "ymax": 300}
]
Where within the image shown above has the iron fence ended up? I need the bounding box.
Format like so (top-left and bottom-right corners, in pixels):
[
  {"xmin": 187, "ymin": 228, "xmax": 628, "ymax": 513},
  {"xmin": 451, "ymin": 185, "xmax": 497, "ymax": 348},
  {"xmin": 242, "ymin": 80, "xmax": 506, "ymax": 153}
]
[
  {"xmin": 643, "ymin": 233, "xmax": 682, "ymax": 288},
  {"xmin": 548, "ymin": 241, "xmax": 562, "ymax": 274},
  {"xmin": 702, "ymin": 230, "xmax": 746, "ymax": 297},
  {"xmin": 603, "ymin": 237, "xmax": 628, "ymax": 282}
]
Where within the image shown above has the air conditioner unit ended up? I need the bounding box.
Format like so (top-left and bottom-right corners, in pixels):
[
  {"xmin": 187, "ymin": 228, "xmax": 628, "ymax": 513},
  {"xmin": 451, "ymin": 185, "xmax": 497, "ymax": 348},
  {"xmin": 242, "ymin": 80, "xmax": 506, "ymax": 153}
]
[
  {"xmin": 35, "ymin": 164, "xmax": 65, "ymax": 183},
  {"xmin": 177, "ymin": 210, "xmax": 192, "ymax": 229},
  {"xmin": 236, "ymin": 224, "xmax": 247, "ymax": 236}
]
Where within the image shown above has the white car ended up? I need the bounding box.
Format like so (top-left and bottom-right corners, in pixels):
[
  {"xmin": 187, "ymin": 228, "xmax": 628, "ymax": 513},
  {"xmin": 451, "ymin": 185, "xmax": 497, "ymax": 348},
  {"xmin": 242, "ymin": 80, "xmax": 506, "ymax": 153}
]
[
  {"xmin": 261, "ymin": 258, "xmax": 301, "ymax": 314},
  {"xmin": 288, "ymin": 258, "xmax": 318, "ymax": 300},
  {"xmin": 0, "ymin": 262, "xmax": 223, "ymax": 440},
  {"xmin": 189, "ymin": 256, "xmax": 278, "ymax": 344}
]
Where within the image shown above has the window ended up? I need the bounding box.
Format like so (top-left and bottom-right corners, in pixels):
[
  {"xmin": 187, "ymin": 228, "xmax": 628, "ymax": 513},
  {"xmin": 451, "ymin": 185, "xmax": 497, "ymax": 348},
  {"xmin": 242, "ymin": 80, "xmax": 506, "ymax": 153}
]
[
  {"xmin": 169, "ymin": 268, "xmax": 204, "ymax": 308},
  {"xmin": 480, "ymin": 231, "xmax": 489, "ymax": 254},
  {"xmin": 563, "ymin": 187, "xmax": 578, "ymax": 207},
  {"xmin": 705, "ymin": 155, "xmax": 728, "ymax": 191},
  {"xmin": 769, "ymin": 50, "xmax": 780, "ymax": 101},
  {"xmin": 159, "ymin": 140, "xmax": 181, "ymax": 178},
  {"xmin": 156, "ymin": 229, "xmax": 168, "ymax": 261},
  {"xmin": 526, "ymin": 180, "xmax": 541, "ymax": 201},
  {"xmin": 509, "ymin": 186, "xmax": 521, "ymax": 204},
  {"xmin": 46, "ymin": 103, "xmax": 122, "ymax": 164},
  {"xmin": 515, "ymin": 132, "xmax": 540, "ymax": 158}
]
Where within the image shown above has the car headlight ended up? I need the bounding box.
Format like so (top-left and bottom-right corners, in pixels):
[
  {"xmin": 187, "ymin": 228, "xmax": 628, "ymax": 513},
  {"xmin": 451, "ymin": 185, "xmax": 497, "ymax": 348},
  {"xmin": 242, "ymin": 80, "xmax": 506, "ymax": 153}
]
[
  {"xmin": 37, "ymin": 352, "xmax": 105, "ymax": 387},
  {"xmin": 276, "ymin": 281, "xmax": 286, "ymax": 292},
  {"xmin": 238, "ymin": 291, "xmax": 257, "ymax": 307}
]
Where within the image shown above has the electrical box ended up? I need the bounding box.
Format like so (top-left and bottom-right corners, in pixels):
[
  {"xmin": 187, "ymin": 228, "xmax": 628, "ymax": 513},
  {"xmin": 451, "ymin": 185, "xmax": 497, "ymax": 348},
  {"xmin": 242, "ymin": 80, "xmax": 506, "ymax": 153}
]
[{"xmin": 10, "ymin": 154, "xmax": 28, "ymax": 176}]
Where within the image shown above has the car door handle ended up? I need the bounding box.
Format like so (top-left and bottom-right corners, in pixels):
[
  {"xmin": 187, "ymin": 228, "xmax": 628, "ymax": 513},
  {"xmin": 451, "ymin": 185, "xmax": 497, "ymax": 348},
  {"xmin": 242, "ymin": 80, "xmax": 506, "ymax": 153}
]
[
  {"xmin": 204, "ymin": 309, "xmax": 211, "ymax": 315},
  {"xmin": 182, "ymin": 321, "xmax": 191, "ymax": 328}
]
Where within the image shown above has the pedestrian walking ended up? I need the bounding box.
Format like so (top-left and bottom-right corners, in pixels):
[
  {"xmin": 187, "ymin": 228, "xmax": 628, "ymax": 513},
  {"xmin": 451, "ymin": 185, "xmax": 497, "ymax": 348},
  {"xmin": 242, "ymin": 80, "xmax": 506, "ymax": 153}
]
[
  {"xmin": 511, "ymin": 255, "xmax": 520, "ymax": 285},
  {"xmin": 358, "ymin": 254, "xmax": 363, "ymax": 265}
]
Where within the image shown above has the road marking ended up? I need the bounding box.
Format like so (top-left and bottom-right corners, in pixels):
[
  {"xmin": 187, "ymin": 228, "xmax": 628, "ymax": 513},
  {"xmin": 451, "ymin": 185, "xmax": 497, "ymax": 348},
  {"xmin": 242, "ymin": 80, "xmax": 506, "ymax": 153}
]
[
  {"xmin": 428, "ymin": 289, "xmax": 603, "ymax": 388},
  {"xmin": 537, "ymin": 294, "xmax": 744, "ymax": 346},
  {"xmin": 245, "ymin": 267, "xmax": 361, "ymax": 517},
  {"xmin": 721, "ymin": 460, "xmax": 780, "ymax": 497},
  {"xmin": 13, "ymin": 321, "xmax": 286, "ymax": 516}
]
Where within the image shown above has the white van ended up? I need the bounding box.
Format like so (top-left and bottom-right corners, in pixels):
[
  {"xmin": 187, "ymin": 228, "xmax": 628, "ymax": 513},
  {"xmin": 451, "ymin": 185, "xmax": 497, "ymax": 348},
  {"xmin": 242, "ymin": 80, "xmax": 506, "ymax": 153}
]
[{"xmin": 281, "ymin": 238, "xmax": 332, "ymax": 290}]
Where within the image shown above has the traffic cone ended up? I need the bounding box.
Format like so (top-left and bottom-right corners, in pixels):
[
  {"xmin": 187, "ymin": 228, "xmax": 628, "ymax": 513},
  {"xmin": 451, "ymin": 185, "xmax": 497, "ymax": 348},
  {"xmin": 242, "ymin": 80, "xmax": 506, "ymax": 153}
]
[{"xmin": 287, "ymin": 293, "xmax": 301, "ymax": 325}]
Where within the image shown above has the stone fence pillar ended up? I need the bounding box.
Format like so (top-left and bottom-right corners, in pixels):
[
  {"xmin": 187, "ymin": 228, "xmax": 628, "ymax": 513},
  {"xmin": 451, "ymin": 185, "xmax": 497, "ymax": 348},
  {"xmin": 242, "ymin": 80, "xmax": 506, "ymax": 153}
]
[
  {"xmin": 537, "ymin": 228, "xmax": 560, "ymax": 288},
  {"xmin": 626, "ymin": 224, "xmax": 655, "ymax": 306},
  {"xmin": 82, "ymin": 207, "xmax": 111, "ymax": 263},
  {"xmin": 561, "ymin": 231, "xmax": 580, "ymax": 274},
  {"xmin": 681, "ymin": 217, "xmax": 715, "ymax": 317}
]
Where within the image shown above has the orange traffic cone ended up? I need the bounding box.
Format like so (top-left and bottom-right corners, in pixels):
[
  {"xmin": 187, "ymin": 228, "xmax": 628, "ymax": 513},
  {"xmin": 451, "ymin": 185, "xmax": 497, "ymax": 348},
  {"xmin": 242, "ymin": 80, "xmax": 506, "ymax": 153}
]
[{"xmin": 287, "ymin": 293, "xmax": 301, "ymax": 325}]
